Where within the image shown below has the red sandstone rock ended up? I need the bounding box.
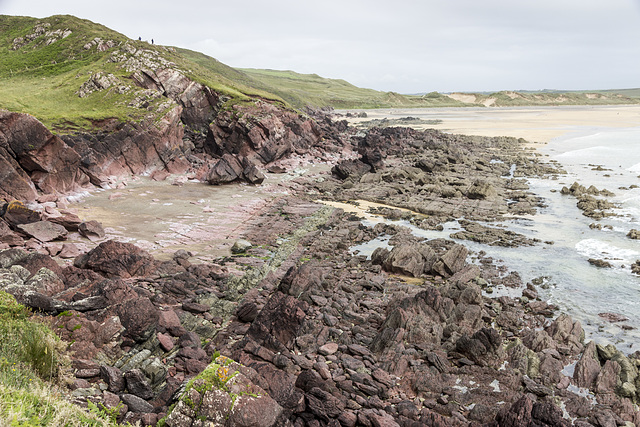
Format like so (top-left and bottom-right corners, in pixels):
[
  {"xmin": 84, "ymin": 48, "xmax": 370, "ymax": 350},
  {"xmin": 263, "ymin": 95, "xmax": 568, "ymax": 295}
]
[
  {"xmin": 74, "ymin": 240, "xmax": 156, "ymax": 278},
  {"xmin": 17, "ymin": 220, "xmax": 68, "ymax": 242},
  {"xmin": 0, "ymin": 111, "xmax": 89, "ymax": 199}
]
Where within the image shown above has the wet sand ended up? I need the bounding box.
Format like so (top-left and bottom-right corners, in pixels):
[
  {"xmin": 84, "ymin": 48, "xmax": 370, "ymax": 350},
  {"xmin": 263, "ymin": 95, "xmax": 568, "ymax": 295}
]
[
  {"xmin": 341, "ymin": 105, "xmax": 640, "ymax": 144},
  {"xmin": 72, "ymin": 177, "xmax": 288, "ymax": 261}
]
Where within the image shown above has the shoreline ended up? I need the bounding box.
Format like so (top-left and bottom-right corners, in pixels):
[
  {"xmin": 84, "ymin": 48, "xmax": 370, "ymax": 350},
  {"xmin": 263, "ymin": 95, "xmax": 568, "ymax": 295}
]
[{"xmin": 339, "ymin": 104, "xmax": 640, "ymax": 145}]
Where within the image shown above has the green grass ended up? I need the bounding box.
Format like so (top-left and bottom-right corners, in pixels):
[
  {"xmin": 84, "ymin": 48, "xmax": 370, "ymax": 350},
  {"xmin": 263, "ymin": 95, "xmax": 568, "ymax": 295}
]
[
  {"xmin": 0, "ymin": 15, "xmax": 288, "ymax": 132},
  {"xmin": 0, "ymin": 291, "xmax": 121, "ymax": 426},
  {"xmin": 239, "ymin": 68, "xmax": 470, "ymax": 109}
]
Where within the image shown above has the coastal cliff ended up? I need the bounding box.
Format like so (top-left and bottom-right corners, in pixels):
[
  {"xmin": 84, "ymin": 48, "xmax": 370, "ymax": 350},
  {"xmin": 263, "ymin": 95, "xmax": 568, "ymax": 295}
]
[{"xmin": 1, "ymin": 14, "xmax": 640, "ymax": 427}]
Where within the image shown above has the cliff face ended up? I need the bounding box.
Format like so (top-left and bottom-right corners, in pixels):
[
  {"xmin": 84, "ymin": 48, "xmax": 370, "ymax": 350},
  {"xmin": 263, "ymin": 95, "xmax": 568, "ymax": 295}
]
[
  {"xmin": 0, "ymin": 111, "xmax": 89, "ymax": 201},
  {"xmin": 0, "ymin": 58, "xmax": 339, "ymax": 201},
  {"xmin": 0, "ymin": 16, "xmax": 346, "ymax": 202}
]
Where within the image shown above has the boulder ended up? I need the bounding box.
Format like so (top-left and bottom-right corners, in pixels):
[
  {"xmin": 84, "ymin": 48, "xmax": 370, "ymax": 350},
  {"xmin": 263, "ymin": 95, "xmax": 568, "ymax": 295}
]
[
  {"xmin": 2, "ymin": 200, "xmax": 40, "ymax": 227},
  {"xmin": 0, "ymin": 218, "xmax": 24, "ymax": 246},
  {"xmin": 574, "ymin": 341, "xmax": 601, "ymax": 388},
  {"xmin": 74, "ymin": 240, "xmax": 156, "ymax": 278},
  {"xmin": 100, "ymin": 366, "xmax": 125, "ymax": 393},
  {"xmin": 164, "ymin": 355, "xmax": 285, "ymax": 427},
  {"xmin": 78, "ymin": 220, "xmax": 105, "ymax": 241},
  {"xmin": 48, "ymin": 210, "xmax": 83, "ymax": 231},
  {"xmin": 117, "ymin": 297, "xmax": 159, "ymax": 342},
  {"xmin": 206, "ymin": 153, "xmax": 244, "ymax": 184},
  {"xmin": 331, "ymin": 159, "xmax": 371, "ymax": 180},
  {"xmin": 124, "ymin": 369, "xmax": 154, "ymax": 400},
  {"xmin": 246, "ymin": 291, "xmax": 308, "ymax": 351},
  {"xmin": 231, "ymin": 239, "xmax": 252, "ymax": 254},
  {"xmin": 17, "ymin": 220, "xmax": 68, "ymax": 242},
  {"xmin": 431, "ymin": 244, "xmax": 468, "ymax": 277},
  {"xmin": 455, "ymin": 327, "xmax": 503, "ymax": 366},
  {"xmin": 382, "ymin": 243, "xmax": 437, "ymax": 277},
  {"xmin": 119, "ymin": 393, "xmax": 153, "ymax": 413},
  {"xmin": 241, "ymin": 158, "xmax": 265, "ymax": 184},
  {"xmin": 467, "ymin": 180, "xmax": 497, "ymax": 199}
]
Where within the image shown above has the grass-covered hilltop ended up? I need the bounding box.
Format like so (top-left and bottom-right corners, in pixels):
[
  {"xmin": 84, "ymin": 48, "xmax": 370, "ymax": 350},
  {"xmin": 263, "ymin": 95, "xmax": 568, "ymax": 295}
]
[
  {"xmin": 1, "ymin": 13, "xmax": 639, "ymax": 133},
  {"xmin": 0, "ymin": 14, "xmax": 290, "ymax": 133}
]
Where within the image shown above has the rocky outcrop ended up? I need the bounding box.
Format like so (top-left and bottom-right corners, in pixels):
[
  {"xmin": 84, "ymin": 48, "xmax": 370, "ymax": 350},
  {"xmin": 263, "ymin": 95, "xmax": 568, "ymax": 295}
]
[
  {"xmin": 61, "ymin": 106, "xmax": 190, "ymax": 187},
  {"xmin": 205, "ymin": 154, "xmax": 265, "ymax": 185},
  {"xmin": 207, "ymin": 101, "xmax": 329, "ymax": 166},
  {"xmin": 164, "ymin": 356, "xmax": 286, "ymax": 427},
  {"xmin": 74, "ymin": 240, "xmax": 157, "ymax": 279},
  {"xmin": 0, "ymin": 111, "xmax": 89, "ymax": 201}
]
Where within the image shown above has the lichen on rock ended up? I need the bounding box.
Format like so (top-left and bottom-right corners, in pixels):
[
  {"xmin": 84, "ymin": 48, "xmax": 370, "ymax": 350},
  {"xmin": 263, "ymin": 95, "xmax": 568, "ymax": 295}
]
[{"xmin": 163, "ymin": 355, "xmax": 284, "ymax": 427}]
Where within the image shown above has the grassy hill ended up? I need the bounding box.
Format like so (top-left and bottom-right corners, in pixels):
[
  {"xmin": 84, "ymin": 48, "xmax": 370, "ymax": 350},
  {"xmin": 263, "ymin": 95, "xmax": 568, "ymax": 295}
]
[
  {"xmin": 0, "ymin": 15, "xmax": 284, "ymax": 132},
  {"xmin": 238, "ymin": 69, "xmax": 467, "ymax": 109},
  {"xmin": 1, "ymin": 14, "xmax": 639, "ymax": 134}
]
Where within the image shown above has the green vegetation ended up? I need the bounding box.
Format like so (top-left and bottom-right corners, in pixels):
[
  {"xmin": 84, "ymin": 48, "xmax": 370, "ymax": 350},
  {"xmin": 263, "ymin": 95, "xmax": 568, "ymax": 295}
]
[
  {"xmin": 239, "ymin": 69, "xmax": 640, "ymax": 110},
  {"xmin": 239, "ymin": 68, "xmax": 467, "ymax": 109},
  {"xmin": 0, "ymin": 291, "xmax": 120, "ymax": 426},
  {"xmin": 0, "ymin": 15, "xmax": 286, "ymax": 132}
]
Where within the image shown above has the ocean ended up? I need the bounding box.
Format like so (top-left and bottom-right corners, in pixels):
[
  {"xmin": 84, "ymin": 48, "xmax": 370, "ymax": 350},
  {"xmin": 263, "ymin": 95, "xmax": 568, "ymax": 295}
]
[
  {"xmin": 347, "ymin": 123, "xmax": 640, "ymax": 353},
  {"xmin": 529, "ymin": 126, "xmax": 640, "ymax": 352}
]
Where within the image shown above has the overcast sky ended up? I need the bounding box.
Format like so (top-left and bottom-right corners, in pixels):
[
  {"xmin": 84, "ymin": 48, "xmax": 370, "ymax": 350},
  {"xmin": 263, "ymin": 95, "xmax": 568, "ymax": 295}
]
[{"xmin": 2, "ymin": 0, "xmax": 640, "ymax": 93}]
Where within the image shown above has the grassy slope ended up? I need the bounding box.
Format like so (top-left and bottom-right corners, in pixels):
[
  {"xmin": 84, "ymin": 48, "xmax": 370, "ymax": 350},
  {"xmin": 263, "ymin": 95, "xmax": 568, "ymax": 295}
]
[
  {"xmin": 0, "ymin": 291, "xmax": 121, "ymax": 426},
  {"xmin": 0, "ymin": 15, "xmax": 287, "ymax": 132},
  {"xmin": 242, "ymin": 68, "xmax": 640, "ymax": 109},
  {"xmin": 239, "ymin": 68, "xmax": 467, "ymax": 109}
]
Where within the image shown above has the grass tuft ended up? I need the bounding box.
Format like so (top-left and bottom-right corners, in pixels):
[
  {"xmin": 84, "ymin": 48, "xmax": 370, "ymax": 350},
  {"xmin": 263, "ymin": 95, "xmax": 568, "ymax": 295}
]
[{"xmin": 0, "ymin": 291, "xmax": 122, "ymax": 426}]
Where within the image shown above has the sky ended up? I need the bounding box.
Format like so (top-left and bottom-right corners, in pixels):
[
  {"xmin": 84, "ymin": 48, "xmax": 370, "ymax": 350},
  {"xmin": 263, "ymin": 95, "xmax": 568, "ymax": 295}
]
[{"xmin": 2, "ymin": 0, "xmax": 640, "ymax": 94}]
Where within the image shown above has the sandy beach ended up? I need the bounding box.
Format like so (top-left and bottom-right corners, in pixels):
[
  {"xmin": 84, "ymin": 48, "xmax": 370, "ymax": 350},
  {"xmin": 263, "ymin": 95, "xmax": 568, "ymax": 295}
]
[{"xmin": 341, "ymin": 104, "xmax": 640, "ymax": 144}]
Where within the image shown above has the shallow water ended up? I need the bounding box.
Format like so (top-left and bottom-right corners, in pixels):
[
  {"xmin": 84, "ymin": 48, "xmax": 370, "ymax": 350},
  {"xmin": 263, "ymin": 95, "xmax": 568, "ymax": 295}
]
[
  {"xmin": 343, "ymin": 125, "xmax": 640, "ymax": 353},
  {"xmin": 72, "ymin": 176, "xmax": 290, "ymax": 261}
]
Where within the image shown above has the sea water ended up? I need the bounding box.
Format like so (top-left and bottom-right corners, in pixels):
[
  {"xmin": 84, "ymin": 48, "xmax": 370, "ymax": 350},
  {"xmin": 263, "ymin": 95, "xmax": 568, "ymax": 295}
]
[
  {"xmin": 468, "ymin": 126, "xmax": 640, "ymax": 352},
  {"xmin": 350, "ymin": 126, "xmax": 640, "ymax": 352},
  {"xmin": 529, "ymin": 126, "xmax": 640, "ymax": 352}
]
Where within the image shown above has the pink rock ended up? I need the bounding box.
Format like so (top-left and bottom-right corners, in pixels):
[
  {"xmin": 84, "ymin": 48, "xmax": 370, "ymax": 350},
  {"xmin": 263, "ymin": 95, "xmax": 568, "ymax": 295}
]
[
  {"xmin": 150, "ymin": 169, "xmax": 170, "ymax": 181},
  {"xmin": 18, "ymin": 220, "xmax": 68, "ymax": 242},
  {"xmin": 58, "ymin": 243, "xmax": 82, "ymax": 259},
  {"xmin": 318, "ymin": 342, "xmax": 339, "ymax": 356},
  {"xmin": 46, "ymin": 243, "xmax": 63, "ymax": 256},
  {"xmin": 78, "ymin": 220, "xmax": 105, "ymax": 241},
  {"xmin": 157, "ymin": 332, "xmax": 175, "ymax": 352},
  {"xmin": 158, "ymin": 309, "xmax": 186, "ymax": 337}
]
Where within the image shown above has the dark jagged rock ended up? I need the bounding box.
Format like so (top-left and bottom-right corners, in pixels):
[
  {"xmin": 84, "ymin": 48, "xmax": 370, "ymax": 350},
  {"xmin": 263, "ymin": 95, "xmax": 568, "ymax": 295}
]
[
  {"xmin": 455, "ymin": 327, "xmax": 503, "ymax": 366},
  {"xmin": 431, "ymin": 244, "xmax": 468, "ymax": 277},
  {"xmin": 119, "ymin": 393, "xmax": 153, "ymax": 413},
  {"xmin": 124, "ymin": 369, "xmax": 154, "ymax": 400},
  {"xmin": 117, "ymin": 297, "xmax": 159, "ymax": 343},
  {"xmin": 0, "ymin": 111, "xmax": 89, "ymax": 201},
  {"xmin": 100, "ymin": 365, "xmax": 125, "ymax": 393},
  {"xmin": 246, "ymin": 291, "xmax": 308, "ymax": 352},
  {"xmin": 381, "ymin": 243, "xmax": 437, "ymax": 277},
  {"xmin": 331, "ymin": 159, "xmax": 371, "ymax": 180},
  {"xmin": 74, "ymin": 240, "xmax": 156, "ymax": 278}
]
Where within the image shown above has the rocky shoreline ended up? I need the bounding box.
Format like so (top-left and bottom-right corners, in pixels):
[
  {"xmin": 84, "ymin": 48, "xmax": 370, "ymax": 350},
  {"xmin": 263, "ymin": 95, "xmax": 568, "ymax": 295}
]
[{"xmin": 2, "ymin": 105, "xmax": 640, "ymax": 426}]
